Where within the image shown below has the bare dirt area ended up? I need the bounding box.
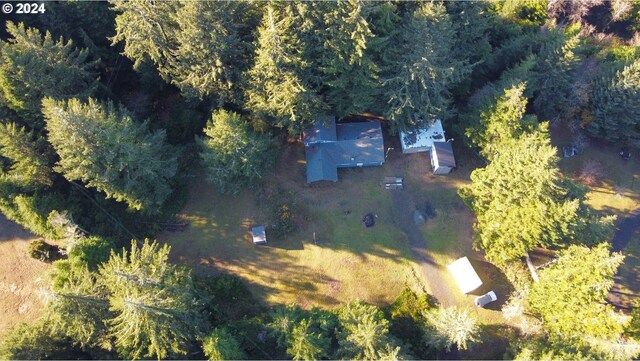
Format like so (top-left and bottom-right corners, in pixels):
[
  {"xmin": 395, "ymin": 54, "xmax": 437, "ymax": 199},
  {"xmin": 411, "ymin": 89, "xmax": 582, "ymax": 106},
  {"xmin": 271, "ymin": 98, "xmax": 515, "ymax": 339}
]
[{"xmin": 0, "ymin": 215, "xmax": 50, "ymax": 338}]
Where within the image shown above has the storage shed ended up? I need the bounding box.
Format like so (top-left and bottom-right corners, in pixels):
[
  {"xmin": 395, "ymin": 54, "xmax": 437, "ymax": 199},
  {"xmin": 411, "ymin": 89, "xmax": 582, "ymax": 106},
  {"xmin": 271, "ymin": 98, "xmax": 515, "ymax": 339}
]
[
  {"xmin": 431, "ymin": 141, "xmax": 456, "ymax": 175},
  {"xmin": 399, "ymin": 119, "xmax": 445, "ymax": 154},
  {"xmin": 447, "ymin": 257, "xmax": 482, "ymax": 294},
  {"xmin": 252, "ymin": 226, "xmax": 267, "ymax": 245}
]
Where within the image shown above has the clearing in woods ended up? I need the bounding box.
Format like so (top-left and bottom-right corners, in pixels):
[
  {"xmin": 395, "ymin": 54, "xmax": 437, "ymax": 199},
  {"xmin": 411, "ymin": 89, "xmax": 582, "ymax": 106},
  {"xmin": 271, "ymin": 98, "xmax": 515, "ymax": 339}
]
[
  {"xmin": 0, "ymin": 215, "xmax": 50, "ymax": 338},
  {"xmin": 157, "ymin": 134, "xmax": 500, "ymax": 320}
]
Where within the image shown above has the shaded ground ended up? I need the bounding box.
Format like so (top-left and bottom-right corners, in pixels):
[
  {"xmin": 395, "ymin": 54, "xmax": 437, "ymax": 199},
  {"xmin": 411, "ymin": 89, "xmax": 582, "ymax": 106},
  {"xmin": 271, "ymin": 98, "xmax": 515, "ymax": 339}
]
[
  {"xmin": 611, "ymin": 208, "xmax": 640, "ymax": 252},
  {"xmin": 0, "ymin": 215, "xmax": 50, "ymax": 338}
]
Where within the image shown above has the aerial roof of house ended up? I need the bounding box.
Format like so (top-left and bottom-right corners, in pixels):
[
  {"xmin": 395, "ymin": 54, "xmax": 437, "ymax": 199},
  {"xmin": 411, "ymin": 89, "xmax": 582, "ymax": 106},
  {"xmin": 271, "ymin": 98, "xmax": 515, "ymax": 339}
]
[
  {"xmin": 304, "ymin": 116, "xmax": 385, "ymax": 183},
  {"xmin": 399, "ymin": 119, "xmax": 445, "ymax": 153},
  {"xmin": 432, "ymin": 141, "xmax": 456, "ymax": 168}
]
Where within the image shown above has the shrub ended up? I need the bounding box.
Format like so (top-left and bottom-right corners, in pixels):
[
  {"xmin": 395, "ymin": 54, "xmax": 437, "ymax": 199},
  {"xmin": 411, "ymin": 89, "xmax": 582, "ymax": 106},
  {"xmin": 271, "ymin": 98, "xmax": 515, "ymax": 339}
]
[
  {"xmin": 67, "ymin": 236, "xmax": 115, "ymax": 270},
  {"xmin": 27, "ymin": 239, "xmax": 59, "ymax": 262},
  {"xmin": 386, "ymin": 287, "xmax": 434, "ymax": 358}
]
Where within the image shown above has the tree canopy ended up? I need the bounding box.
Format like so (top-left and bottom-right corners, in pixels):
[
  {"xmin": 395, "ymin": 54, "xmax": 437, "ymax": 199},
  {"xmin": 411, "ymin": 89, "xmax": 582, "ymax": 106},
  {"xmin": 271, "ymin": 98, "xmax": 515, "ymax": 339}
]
[
  {"xmin": 99, "ymin": 240, "xmax": 205, "ymax": 360},
  {"xmin": 42, "ymin": 97, "xmax": 177, "ymax": 213},
  {"xmin": 0, "ymin": 22, "xmax": 98, "ymax": 127},
  {"xmin": 197, "ymin": 109, "xmax": 274, "ymax": 194}
]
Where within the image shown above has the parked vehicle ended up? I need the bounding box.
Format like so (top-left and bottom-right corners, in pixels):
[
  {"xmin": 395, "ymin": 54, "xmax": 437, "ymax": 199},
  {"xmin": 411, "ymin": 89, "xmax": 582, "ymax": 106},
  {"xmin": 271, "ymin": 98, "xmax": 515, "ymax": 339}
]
[{"xmin": 474, "ymin": 291, "xmax": 497, "ymax": 307}]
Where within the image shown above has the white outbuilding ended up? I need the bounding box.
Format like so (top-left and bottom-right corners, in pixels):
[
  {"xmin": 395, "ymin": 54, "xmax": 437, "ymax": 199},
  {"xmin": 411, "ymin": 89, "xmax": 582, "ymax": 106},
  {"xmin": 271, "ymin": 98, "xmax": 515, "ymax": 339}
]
[
  {"xmin": 447, "ymin": 256, "xmax": 482, "ymax": 294},
  {"xmin": 399, "ymin": 119, "xmax": 445, "ymax": 154}
]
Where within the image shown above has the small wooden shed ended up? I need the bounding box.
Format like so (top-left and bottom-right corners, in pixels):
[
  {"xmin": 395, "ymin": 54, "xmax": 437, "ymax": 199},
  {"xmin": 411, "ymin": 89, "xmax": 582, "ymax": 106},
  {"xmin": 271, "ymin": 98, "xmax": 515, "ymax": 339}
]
[
  {"xmin": 252, "ymin": 226, "xmax": 267, "ymax": 245},
  {"xmin": 431, "ymin": 142, "xmax": 456, "ymax": 175}
]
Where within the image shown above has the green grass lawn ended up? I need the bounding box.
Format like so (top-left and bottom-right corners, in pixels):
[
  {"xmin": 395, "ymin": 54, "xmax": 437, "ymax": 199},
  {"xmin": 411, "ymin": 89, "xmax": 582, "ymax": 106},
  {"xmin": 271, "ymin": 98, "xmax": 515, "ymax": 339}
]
[
  {"xmin": 158, "ymin": 144, "xmax": 431, "ymax": 308},
  {"xmin": 552, "ymin": 126, "xmax": 640, "ymax": 216},
  {"xmin": 157, "ymin": 142, "xmax": 498, "ymax": 314},
  {"xmin": 156, "ymin": 140, "xmax": 517, "ymax": 358}
]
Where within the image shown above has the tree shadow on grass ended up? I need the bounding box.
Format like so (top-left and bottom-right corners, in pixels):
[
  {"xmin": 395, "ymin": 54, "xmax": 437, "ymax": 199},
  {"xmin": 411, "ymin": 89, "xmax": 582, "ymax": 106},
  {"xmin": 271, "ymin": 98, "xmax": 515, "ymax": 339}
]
[
  {"xmin": 456, "ymin": 324, "xmax": 515, "ymax": 360},
  {"xmin": 0, "ymin": 214, "xmax": 37, "ymax": 242},
  {"xmin": 467, "ymin": 258, "xmax": 514, "ymax": 311}
]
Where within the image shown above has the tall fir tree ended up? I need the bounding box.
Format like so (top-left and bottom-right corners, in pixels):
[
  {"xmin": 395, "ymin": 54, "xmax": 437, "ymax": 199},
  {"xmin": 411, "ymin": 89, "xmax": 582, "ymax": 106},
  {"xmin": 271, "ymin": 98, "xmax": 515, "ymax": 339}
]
[
  {"xmin": 202, "ymin": 327, "xmax": 247, "ymax": 361},
  {"xmin": 529, "ymin": 24, "xmax": 581, "ymax": 121},
  {"xmin": 109, "ymin": 0, "xmax": 179, "ymax": 73},
  {"xmin": 465, "ymin": 83, "xmax": 538, "ymax": 160},
  {"xmin": 319, "ymin": 0, "xmax": 380, "ymax": 117},
  {"xmin": 526, "ymin": 244, "xmax": 625, "ymax": 339},
  {"xmin": 99, "ymin": 240, "xmax": 205, "ymax": 360},
  {"xmin": 172, "ymin": 1, "xmax": 247, "ymax": 103},
  {"xmin": 588, "ymin": 58, "xmax": 640, "ymax": 145},
  {"xmin": 42, "ymin": 98, "xmax": 177, "ymax": 214},
  {"xmin": 44, "ymin": 258, "xmax": 111, "ymax": 351},
  {"xmin": 0, "ymin": 22, "xmax": 97, "ymax": 127},
  {"xmin": 196, "ymin": 109, "xmax": 275, "ymax": 194},
  {"xmin": 424, "ymin": 307, "xmax": 480, "ymax": 352},
  {"xmin": 383, "ymin": 1, "xmax": 471, "ymax": 132},
  {"xmin": 520, "ymin": 243, "xmax": 640, "ymax": 360},
  {"xmin": 336, "ymin": 301, "xmax": 403, "ymax": 360},
  {"xmin": 286, "ymin": 318, "xmax": 330, "ymax": 361},
  {"xmin": 459, "ymin": 125, "xmax": 583, "ymax": 265},
  {"xmin": 0, "ymin": 122, "xmax": 53, "ymax": 190},
  {"xmin": 245, "ymin": 3, "xmax": 326, "ymax": 135}
]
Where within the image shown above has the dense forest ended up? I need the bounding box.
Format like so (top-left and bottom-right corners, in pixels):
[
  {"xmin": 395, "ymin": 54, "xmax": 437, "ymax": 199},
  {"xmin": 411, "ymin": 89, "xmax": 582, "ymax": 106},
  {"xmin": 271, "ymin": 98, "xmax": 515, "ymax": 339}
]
[{"xmin": 1, "ymin": 0, "xmax": 640, "ymax": 360}]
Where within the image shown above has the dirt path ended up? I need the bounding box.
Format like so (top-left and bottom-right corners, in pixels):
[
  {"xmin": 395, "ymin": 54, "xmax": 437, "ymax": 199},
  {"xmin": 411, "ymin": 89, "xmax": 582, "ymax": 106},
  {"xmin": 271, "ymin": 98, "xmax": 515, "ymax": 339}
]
[
  {"xmin": 386, "ymin": 149, "xmax": 457, "ymax": 307},
  {"xmin": 611, "ymin": 208, "xmax": 640, "ymax": 252},
  {"xmin": 390, "ymin": 189, "xmax": 456, "ymax": 306},
  {"xmin": 0, "ymin": 215, "xmax": 49, "ymax": 338},
  {"xmin": 607, "ymin": 207, "xmax": 640, "ymax": 310}
]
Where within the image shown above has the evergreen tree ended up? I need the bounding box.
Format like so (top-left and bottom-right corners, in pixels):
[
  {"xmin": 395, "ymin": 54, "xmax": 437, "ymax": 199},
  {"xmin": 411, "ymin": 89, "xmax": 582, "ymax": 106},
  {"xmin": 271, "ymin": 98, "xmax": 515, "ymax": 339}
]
[
  {"xmin": 0, "ymin": 22, "xmax": 98, "ymax": 127},
  {"xmin": 459, "ymin": 125, "xmax": 582, "ymax": 265},
  {"xmin": 197, "ymin": 110, "xmax": 275, "ymax": 194},
  {"xmin": 109, "ymin": 0, "xmax": 179, "ymax": 73},
  {"xmin": 111, "ymin": 1, "xmax": 253, "ymax": 105},
  {"xmin": 466, "ymin": 83, "xmax": 538, "ymax": 160},
  {"xmin": 588, "ymin": 58, "xmax": 640, "ymax": 145},
  {"xmin": 529, "ymin": 24, "xmax": 581, "ymax": 121},
  {"xmin": 424, "ymin": 307, "xmax": 480, "ymax": 352},
  {"xmin": 319, "ymin": 0, "xmax": 380, "ymax": 117},
  {"xmin": 383, "ymin": 2, "xmax": 471, "ymax": 132},
  {"xmin": 336, "ymin": 301, "xmax": 403, "ymax": 360},
  {"xmin": 42, "ymin": 98, "xmax": 177, "ymax": 214},
  {"xmin": 0, "ymin": 122, "xmax": 53, "ymax": 189},
  {"xmin": 526, "ymin": 244, "xmax": 625, "ymax": 340},
  {"xmin": 287, "ymin": 318, "xmax": 330, "ymax": 361},
  {"xmin": 245, "ymin": 3, "xmax": 325, "ymax": 135},
  {"xmin": 269, "ymin": 304, "xmax": 305, "ymax": 349},
  {"xmin": 99, "ymin": 240, "xmax": 205, "ymax": 360},
  {"xmin": 202, "ymin": 327, "xmax": 247, "ymax": 361},
  {"xmin": 0, "ymin": 322, "xmax": 84, "ymax": 360},
  {"xmin": 44, "ymin": 258, "xmax": 111, "ymax": 350},
  {"xmin": 172, "ymin": 1, "xmax": 246, "ymax": 103}
]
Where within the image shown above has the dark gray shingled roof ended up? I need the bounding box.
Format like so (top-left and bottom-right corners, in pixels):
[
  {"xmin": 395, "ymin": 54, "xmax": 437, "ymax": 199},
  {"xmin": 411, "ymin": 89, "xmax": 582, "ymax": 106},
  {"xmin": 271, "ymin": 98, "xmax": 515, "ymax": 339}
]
[{"xmin": 304, "ymin": 117, "xmax": 385, "ymax": 183}]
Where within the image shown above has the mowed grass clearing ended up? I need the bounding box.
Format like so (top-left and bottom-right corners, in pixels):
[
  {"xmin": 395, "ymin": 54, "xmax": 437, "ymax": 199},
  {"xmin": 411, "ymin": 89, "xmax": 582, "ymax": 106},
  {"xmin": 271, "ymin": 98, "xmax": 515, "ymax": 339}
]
[
  {"xmin": 158, "ymin": 140, "xmax": 482, "ymax": 310},
  {"xmin": 159, "ymin": 143, "xmax": 426, "ymax": 308},
  {"xmin": 551, "ymin": 126, "xmax": 640, "ymax": 216}
]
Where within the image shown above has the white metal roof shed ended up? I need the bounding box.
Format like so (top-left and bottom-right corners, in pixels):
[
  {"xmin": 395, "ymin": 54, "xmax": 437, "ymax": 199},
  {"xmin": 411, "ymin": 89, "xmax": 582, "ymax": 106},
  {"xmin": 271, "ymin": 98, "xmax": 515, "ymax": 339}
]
[
  {"xmin": 447, "ymin": 256, "xmax": 482, "ymax": 294},
  {"xmin": 399, "ymin": 119, "xmax": 445, "ymax": 154}
]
